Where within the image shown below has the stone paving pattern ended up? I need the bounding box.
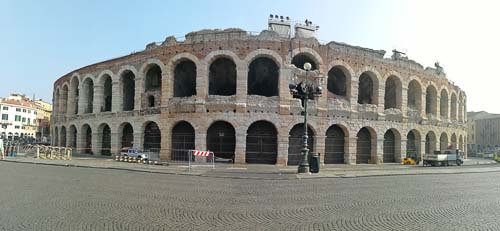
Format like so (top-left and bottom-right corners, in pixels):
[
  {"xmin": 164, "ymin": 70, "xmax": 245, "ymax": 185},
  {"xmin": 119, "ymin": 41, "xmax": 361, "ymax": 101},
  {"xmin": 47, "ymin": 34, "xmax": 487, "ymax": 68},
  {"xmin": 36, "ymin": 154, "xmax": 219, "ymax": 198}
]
[{"xmin": 1, "ymin": 162, "xmax": 500, "ymax": 231}]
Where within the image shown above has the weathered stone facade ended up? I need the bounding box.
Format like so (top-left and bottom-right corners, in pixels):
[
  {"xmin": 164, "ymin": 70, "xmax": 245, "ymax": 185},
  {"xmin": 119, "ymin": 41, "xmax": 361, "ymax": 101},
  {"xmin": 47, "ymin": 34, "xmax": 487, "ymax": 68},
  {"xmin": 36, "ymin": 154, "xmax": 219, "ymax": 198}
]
[{"xmin": 51, "ymin": 25, "xmax": 467, "ymax": 166}]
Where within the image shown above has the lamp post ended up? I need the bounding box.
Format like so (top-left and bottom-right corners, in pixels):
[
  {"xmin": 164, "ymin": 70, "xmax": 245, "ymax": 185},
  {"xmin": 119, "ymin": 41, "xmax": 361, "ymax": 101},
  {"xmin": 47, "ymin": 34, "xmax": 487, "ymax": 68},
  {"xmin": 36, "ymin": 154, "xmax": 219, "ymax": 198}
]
[{"xmin": 289, "ymin": 62, "xmax": 323, "ymax": 173}]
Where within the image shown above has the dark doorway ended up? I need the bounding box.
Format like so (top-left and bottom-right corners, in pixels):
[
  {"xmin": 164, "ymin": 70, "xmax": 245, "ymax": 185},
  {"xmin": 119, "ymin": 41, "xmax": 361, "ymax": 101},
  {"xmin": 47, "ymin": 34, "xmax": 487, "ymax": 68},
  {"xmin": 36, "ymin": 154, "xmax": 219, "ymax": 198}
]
[
  {"xmin": 358, "ymin": 73, "xmax": 374, "ymax": 104},
  {"xmin": 288, "ymin": 123, "xmax": 315, "ymax": 165},
  {"xmin": 327, "ymin": 67, "xmax": 347, "ymax": 96},
  {"xmin": 207, "ymin": 121, "xmax": 235, "ymax": 159},
  {"xmin": 383, "ymin": 130, "xmax": 396, "ymax": 163},
  {"xmin": 209, "ymin": 58, "xmax": 236, "ymax": 96},
  {"xmin": 247, "ymin": 58, "xmax": 279, "ymax": 97},
  {"xmin": 143, "ymin": 122, "xmax": 161, "ymax": 152},
  {"xmin": 103, "ymin": 75, "xmax": 112, "ymax": 112},
  {"xmin": 121, "ymin": 123, "xmax": 134, "ymax": 148},
  {"xmin": 60, "ymin": 126, "xmax": 66, "ymax": 147},
  {"xmin": 145, "ymin": 65, "xmax": 161, "ymax": 91},
  {"xmin": 325, "ymin": 125, "xmax": 345, "ymax": 164},
  {"xmin": 171, "ymin": 121, "xmax": 195, "ymax": 161},
  {"xmin": 246, "ymin": 121, "xmax": 277, "ymax": 164},
  {"xmin": 122, "ymin": 71, "xmax": 135, "ymax": 111},
  {"xmin": 174, "ymin": 60, "xmax": 197, "ymax": 97},
  {"xmin": 291, "ymin": 54, "xmax": 317, "ymax": 70},
  {"xmin": 356, "ymin": 128, "xmax": 371, "ymax": 164},
  {"xmin": 84, "ymin": 125, "xmax": 92, "ymax": 154},
  {"xmin": 101, "ymin": 124, "xmax": 111, "ymax": 156}
]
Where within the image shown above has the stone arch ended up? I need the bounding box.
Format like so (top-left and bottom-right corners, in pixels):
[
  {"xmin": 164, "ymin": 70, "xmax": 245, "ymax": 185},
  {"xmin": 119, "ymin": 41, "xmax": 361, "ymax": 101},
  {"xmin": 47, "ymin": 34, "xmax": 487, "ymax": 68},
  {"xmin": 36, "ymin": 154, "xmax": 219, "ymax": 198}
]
[
  {"xmin": 440, "ymin": 88, "xmax": 449, "ymax": 118},
  {"xmin": 425, "ymin": 131, "xmax": 437, "ymax": 154},
  {"xmin": 244, "ymin": 49, "xmax": 283, "ymax": 68},
  {"xmin": 97, "ymin": 123, "xmax": 111, "ymax": 156},
  {"xmin": 208, "ymin": 57, "xmax": 237, "ymax": 96},
  {"xmin": 118, "ymin": 122, "xmax": 134, "ymax": 149},
  {"xmin": 81, "ymin": 124, "xmax": 92, "ymax": 154},
  {"xmin": 97, "ymin": 71, "xmax": 113, "ymax": 112},
  {"xmin": 426, "ymin": 84, "xmax": 438, "ymax": 115},
  {"xmin": 247, "ymin": 57, "xmax": 279, "ymax": 96},
  {"xmin": 81, "ymin": 76, "xmax": 95, "ymax": 114},
  {"xmin": 246, "ymin": 120, "xmax": 278, "ymax": 164},
  {"xmin": 60, "ymin": 84, "xmax": 69, "ymax": 114},
  {"xmin": 290, "ymin": 48, "xmax": 323, "ymax": 71},
  {"xmin": 325, "ymin": 124, "xmax": 348, "ymax": 164},
  {"xmin": 407, "ymin": 129, "xmax": 421, "ymax": 160},
  {"xmin": 288, "ymin": 123, "xmax": 316, "ymax": 165},
  {"xmin": 60, "ymin": 126, "xmax": 67, "ymax": 147},
  {"xmin": 383, "ymin": 128, "xmax": 401, "ymax": 163},
  {"xmin": 143, "ymin": 121, "xmax": 161, "ymax": 153},
  {"xmin": 358, "ymin": 71, "xmax": 379, "ymax": 105},
  {"xmin": 207, "ymin": 121, "xmax": 236, "ymax": 160},
  {"xmin": 68, "ymin": 125, "xmax": 77, "ymax": 148},
  {"xmin": 118, "ymin": 68, "xmax": 136, "ymax": 111},
  {"xmin": 440, "ymin": 132, "xmax": 449, "ymax": 151},
  {"xmin": 407, "ymin": 79, "xmax": 422, "ymax": 113},
  {"xmin": 450, "ymin": 92, "xmax": 457, "ymax": 121},
  {"xmin": 451, "ymin": 133, "xmax": 457, "ymax": 149},
  {"xmin": 54, "ymin": 127, "xmax": 59, "ymax": 146},
  {"xmin": 327, "ymin": 65, "xmax": 351, "ymax": 98},
  {"xmin": 173, "ymin": 59, "xmax": 197, "ymax": 97},
  {"xmin": 171, "ymin": 121, "xmax": 195, "ymax": 161},
  {"xmin": 384, "ymin": 75, "xmax": 402, "ymax": 109},
  {"xmin": 69, "ymin": 74, "xmax": 81, "ymax": 115},
  {"xmin": 356, "ymin": 127, "xmax": 376, "ymax": 164}
]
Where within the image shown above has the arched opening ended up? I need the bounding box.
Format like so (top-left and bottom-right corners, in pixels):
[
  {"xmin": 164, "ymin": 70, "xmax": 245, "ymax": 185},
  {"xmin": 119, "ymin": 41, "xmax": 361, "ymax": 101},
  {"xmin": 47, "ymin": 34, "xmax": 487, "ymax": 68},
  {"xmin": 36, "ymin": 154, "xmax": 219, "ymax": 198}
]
[
  {"xmin": 292, "ymin": 53, "xmax": 317, "ymax": 70},
  {"xmin": 68, "ymin": 125, "xmax": 77, "ymax": 148},
  {"xmin": 174, "ymin": 60, "xmax": 197, "ymax": 97},
  {"xmin": 384, "ymin": 76, "xmax": 401, "ymax": 109},
  {"xmin": 69, "ymin": 77, "xmax": 79, "ymax": 115},
  {"xmin": 171, "ymin": 121, "xmax": 195, "ymax": 161},
  {"xmin": 121, "ymin": 71, "xmax": 135, "ymax": 111},
  {"xmin": 54, "ymin": 127, "xmax": 59, "ymax": 146},
  {"xmin": 288, "ymin": 123, "xmax": 315, "ymax": 165},
  {"xmin": 440, "ymin": 132, "xmax": 449, "ymax": 151},
  {"xmin": 101, "ymin": 124, "xmax": 111, "ymax": 156},
  {"xmin": 60, "ymin": 85, "xmax": 68, "ymax": 114},
  {"xmin": 383, "ymin": 130, "xmax": 396, "ymax": 163},
  {"xmin": 459, "ymin": 94, "xmax": 464, "ymax": 122},
  {"xmin": 425, "ymin": 132, "xmax": 437, "ymax": 154},
  {"xmin": 148, "ymin": 95, "xmax": 155, "ymax": 108},
  {"xmin": 143, "ymin": 122, "xmax": 161, "ymax": 153},
  {"xmin": 120, "ymin": 123, "xmax": 134, "ymax": 148},
  {"xmin": 440, "ymin": 90, "xmax": 449, "ymax": 118},
  {"xmin": 327, "ymin": 66, "xmax": 348, "ymax": 97},
  {"xmin": 145, "ymin": 65, "xmax": 162, "ymax": 92},
  {"xmin": 407, "ymin": 130, "xmax": 421, "ymax": 160},
  {"xmin": 207, "ymin": 121, "xmax": 236, "ymax": 160},
  {"xmin": 358, "ymin": 72, "xmax": 377, "ymax": 105},
  {"xmin": 209, "ymin": 58, "xmax": 236, "ymax": 96},
  {"xmin": 102, "ymin": 75, "xmax": 112, "ymax": 112},
  {"xmin": 82, "ymin": 78, "xmax": 94, "ymax": 114},
  {"xmin": 356, "ymin": 127, "xmax": 372, "ymax": 164},
  {"xmin": 451, "ymin": 93, "xmax": 457, "ymax": 120},
  {"xmin": 451, "ymin": 133, "xmax": 457, "ymax": 149},
  {"xmin": 82, "ymin": 124, "xmax": 92, "ymax": 154},
  {"xmin": 247, "ymin": 57, "xmax": 279, "ymax": 97},
  {"xmin": 426, "ymin": 85, "xmax": 437, "ymax": 115},
  {"xmin": 60, "ymin": 126, "xmax": 66, "ymax": 147},
  {"xmin": 325, "ymin": 125, "xmax": 345, "ymax": 164},
  {"xmin": 246, "ymin": 121, "xmax": 277, "ymax": 164},
  {"xmin": 408, "ymin": 80, "xmax": 422, "ymax": 112}
]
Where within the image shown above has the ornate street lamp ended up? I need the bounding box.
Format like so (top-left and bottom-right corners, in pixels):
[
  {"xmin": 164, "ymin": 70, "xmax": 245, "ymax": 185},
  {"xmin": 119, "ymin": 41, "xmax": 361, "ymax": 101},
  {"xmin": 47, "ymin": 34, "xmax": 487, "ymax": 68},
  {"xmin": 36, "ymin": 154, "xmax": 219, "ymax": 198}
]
[{"xmin": 289, "ymin": 62, "xmax": 323, "ymax": 173}]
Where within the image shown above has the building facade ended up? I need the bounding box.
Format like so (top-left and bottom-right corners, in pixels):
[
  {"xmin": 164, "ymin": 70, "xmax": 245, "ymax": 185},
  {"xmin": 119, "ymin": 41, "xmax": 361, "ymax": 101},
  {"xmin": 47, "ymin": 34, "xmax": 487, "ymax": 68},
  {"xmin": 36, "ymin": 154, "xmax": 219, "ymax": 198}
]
[
  {"xmin": 0, "ymin": 93, "xmax": 38, "ymax": 142},
  {"xmin": 51, "ymin": 17, "xmax": 467, "ymax": 165},
  {"xmin": 467, "ymin": 111, "xmax": 500, "ymax": 154},
  {"xmin": 34, "ymin": 99, "xmax": 52, "ymax": 142}
]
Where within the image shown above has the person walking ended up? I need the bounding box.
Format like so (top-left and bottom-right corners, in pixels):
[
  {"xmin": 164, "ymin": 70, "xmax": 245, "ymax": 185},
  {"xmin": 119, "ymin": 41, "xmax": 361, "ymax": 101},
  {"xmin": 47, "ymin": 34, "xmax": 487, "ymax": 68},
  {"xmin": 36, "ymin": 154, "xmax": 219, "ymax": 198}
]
[{"xmin": 0, "ymin": 139, "xmax": 4, "ymax": 160}]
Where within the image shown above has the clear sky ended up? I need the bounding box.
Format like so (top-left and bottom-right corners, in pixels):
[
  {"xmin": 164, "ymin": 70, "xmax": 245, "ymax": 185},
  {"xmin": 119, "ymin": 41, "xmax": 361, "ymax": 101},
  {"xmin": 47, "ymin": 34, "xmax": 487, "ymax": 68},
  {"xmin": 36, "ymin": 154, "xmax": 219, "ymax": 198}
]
[{"xmin": 1, "ymin": 0, "xmax": 498, "ymax": 113}]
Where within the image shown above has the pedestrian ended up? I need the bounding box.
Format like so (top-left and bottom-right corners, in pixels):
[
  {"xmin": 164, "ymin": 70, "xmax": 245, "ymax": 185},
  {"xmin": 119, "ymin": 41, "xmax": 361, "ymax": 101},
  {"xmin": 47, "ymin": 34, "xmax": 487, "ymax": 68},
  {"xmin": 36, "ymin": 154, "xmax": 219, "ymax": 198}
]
[{"xmin": 0, "ymin": 139, "xmax": 4, "ymax": 160}]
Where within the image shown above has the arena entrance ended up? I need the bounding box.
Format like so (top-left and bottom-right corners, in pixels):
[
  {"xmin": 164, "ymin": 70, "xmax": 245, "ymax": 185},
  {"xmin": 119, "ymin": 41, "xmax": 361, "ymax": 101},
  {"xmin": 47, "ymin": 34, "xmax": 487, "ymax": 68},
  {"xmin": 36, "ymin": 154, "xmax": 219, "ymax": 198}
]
[
  {"xmin": 83, "ymin": 124, "xmax": 92, "ymax": 154},
  {"xmin": 171, "ymin": 121, "xmax": 195, "ymax": 161},
  {"xmin": 288, "ymin": 123, "xmax": 315, "ymax": 166},
  {"xmin": 356, "ymin": 127, "xmax": 372, "ymax": 164},
  {"xmin": 407, "ymin": 130, "xmax": 420, "ymax": 160},
  {"xmin": 120, "ymin": 123, "xmax": 134, "ymax": 148},
  {"xmin": 101, "ymin": 124, "xmax": 111, "ymax": 156},
  {"xmin": 143, "ymin": 122, "xmax": 161, "ymax": 152},
  {"xmin": 245, "ymin": 121, "xmax": 277, "ymax": 164},
  {"xmin": 383, "ymin": 130, "xmax": 396, "ymax": 163},
  {"xmin": 207, "ymin": 121, "xmax": 235, "ymax": 160},
  {"xmin": 325, "ymin": 125, "xmax": 345, "ymax": 164}
]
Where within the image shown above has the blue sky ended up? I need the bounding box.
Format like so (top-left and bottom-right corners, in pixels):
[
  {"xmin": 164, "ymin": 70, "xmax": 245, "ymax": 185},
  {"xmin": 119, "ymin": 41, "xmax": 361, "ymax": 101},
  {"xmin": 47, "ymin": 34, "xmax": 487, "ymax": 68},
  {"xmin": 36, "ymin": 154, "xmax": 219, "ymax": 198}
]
[{"xmin": 1, "ymin": 0, "xmax": 499, "ymax": 113}]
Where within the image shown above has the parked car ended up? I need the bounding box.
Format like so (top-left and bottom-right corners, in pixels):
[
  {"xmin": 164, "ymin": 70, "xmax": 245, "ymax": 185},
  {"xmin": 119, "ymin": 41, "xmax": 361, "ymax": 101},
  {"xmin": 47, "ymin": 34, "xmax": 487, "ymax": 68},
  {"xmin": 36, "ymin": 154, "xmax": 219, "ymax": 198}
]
[{"xmin": 120, "ymin": 147, "xmax": 148, "ymax": 160}]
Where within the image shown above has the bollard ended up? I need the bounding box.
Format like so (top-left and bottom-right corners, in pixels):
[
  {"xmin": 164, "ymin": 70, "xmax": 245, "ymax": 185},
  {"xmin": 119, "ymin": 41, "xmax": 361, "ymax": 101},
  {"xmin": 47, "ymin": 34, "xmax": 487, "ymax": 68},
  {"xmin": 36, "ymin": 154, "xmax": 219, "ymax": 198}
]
[{"xmin": 36, "ymin": 145, "xmax": 40, "ymax": 158}]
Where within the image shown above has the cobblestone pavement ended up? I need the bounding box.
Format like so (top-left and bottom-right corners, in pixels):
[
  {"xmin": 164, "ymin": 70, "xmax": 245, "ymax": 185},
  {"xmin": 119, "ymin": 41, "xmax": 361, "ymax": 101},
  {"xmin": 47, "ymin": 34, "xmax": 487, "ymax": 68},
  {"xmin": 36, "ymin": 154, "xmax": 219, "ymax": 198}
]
[{"xmin": 1, "ymin": 162, "xmax": 499, "ymax": 231}]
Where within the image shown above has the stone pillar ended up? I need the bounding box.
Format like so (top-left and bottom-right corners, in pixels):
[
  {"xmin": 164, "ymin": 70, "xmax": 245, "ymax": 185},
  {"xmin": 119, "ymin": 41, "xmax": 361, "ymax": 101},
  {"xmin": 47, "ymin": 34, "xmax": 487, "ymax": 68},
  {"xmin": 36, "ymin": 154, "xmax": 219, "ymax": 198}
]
[
  {"xmin": 196, "ymin": 63, "xmax": 208, "ymax": 100},
  {"xmin": 350, "ymin": 78, "xmax": 359, "ymax": 112},
  {"xmin": 401, "ymin": 86, "xmax": 408, "ymax": 116},
  {"xmin": 375, "ymin": 138, "xmax": 383, "ymax": 164},
  {"xmin": 235, "ymin": 64, "xmax": 247, "ymax": 113},
  {"xmin": 234, "ymin": 128, "xmax": 246, "ymax": 164},
  {"xmin": 377, "ymin": 82, "xmax": 385, "ymax": 115},
  {"xmin": 77, "ymin": 129, "xmax": 86, "ymax": 155},
  {"xmin": 420, "ymin": 92, "xmax": 426, "ymax": 118},
  {"xmin": 160, "ymin": 122, "xmax": 171, "ymax": 161},
  {"xmin": 92, "ymin": 131, "xmax": 102, "ymax": 155},
  {"xmin": 346, "ymin": 137, "xmax": 357, "ymax": 164},
  {"xmin": 276, "ymin": 134, "xmax": 289, "ymax": 166},
  {"xmin": 133, "ymin": 129, "xmax": 143, "ymax": 151},
  {"xmin": 112, "ymin": 81, "xmax": 121, "ymax": 112},
  {"xmin": 110, "ymin": 126, "xmax": 120, "ymax": 156},
  {"xmin": 398, "ymin": 138, "xmax": 406, "ymax": 163},
  {"xmin": 278, "ymin": 68, "xmax": 293, "ymax": 115},
  {"xmin": 93, "ymin": 85, "xmax": 104, "ymax": 113},
  {"xmin": 316, "ymin": 135, "xmax": 326, "ymax": 164},
  {"xmin": 195, "ymin": 131, "xmax": 207, "ymax": 152},
  {"xmin": 436, "ymin": 95, "xmax": 441, "ymax": 120},
  {"xmin": 78, "ymin": 85, "xmax": 85, "ymax": 115},
  {"xmin": 161, "ymin": 72, "xmax": 169, "ymax": 107}
]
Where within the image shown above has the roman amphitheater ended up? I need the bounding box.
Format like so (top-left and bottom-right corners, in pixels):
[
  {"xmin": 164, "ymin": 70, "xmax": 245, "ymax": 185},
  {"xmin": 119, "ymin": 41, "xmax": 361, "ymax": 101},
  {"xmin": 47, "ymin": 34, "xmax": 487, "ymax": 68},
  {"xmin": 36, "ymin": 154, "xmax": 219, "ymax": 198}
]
[{"xmin": 51, "ymin": 17, "xmax": 467, "ymax": 165}]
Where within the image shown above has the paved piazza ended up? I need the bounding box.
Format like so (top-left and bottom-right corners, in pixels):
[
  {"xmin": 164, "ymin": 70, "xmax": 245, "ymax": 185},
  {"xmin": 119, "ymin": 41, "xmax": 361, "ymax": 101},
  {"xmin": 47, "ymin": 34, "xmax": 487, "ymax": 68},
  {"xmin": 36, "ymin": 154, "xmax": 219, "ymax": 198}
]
[{"xmin": 1, "ymin": 162, "xmax": 499, "ymax": 231}]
